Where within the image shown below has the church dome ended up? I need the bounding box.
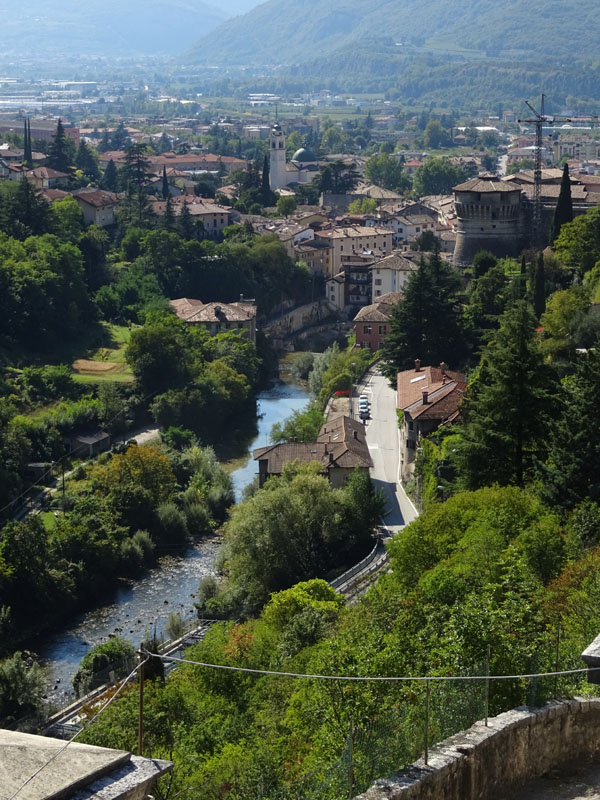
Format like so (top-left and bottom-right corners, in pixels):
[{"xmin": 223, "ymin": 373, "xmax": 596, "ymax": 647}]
[{"xmin": 291, "ymin": 147, "xmax": 317, "ymax": 163}]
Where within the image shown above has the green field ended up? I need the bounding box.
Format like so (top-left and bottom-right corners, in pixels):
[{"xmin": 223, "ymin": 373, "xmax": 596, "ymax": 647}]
[{"xmin": 71, "ymin": 323, "xmax": 135, "ymax": 384}]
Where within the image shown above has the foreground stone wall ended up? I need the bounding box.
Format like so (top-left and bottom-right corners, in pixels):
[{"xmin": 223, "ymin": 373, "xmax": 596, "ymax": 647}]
[{"xmin": 355, "ymin": 698, "xmax": 600, "ymax": 800}]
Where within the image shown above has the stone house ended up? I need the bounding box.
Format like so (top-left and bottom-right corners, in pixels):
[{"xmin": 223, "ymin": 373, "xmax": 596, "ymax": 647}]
[
  {"xmin": 23, "ymin": 166, "xmax": 70, "ymax": 189},
  {"xmin": 72, "ymin": 188, "xmax": 120, "ymax": 226},
  {"xmin": 397, "ymin": 361, "xmax": 466, "ymax": 481},
  {"xmin": 314, "ymin": 225, "xmax": 394, "ymax": 277},
  {"xmin": 371, "ymin": 252, "xmax": 417, "ymax": 299},
  {"xmin": 170, "ymin": 297, "xmax": 257, "ymax": 343},
  {"xmin": 254, "ymin": 415, "xmax": 372, "ymax": 489}
]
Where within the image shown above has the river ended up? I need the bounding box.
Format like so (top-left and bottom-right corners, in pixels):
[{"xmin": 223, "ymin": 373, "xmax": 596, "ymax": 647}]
[{"xmin": 37, "ymin": 376, "xmax": 310, "ymax": 705}]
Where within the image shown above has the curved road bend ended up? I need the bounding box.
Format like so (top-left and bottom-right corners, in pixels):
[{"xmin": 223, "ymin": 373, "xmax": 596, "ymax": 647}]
[{"xmin": 357, "ymin": 369, "xmax": 418, "ymax": 532}]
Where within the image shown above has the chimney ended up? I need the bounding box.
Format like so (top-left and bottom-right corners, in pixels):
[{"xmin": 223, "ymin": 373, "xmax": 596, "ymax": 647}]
[
  {"xmin": 440, "ymin": 361, "xmax": 448, "ymax": 374},
  {"xmin": 329, "ymin": 451, "xmax": 334, "ymax": 463},
  {"xmin": 422, "ymin": 390, "xmax": 429, "ymax": 404},
  {"xmin": 415, "ymin": 358, "xmax": 421, "ymax": 372},
  {"xmin": 240, "ymin": 293, "xmax": 244, "ymax": 302},
  {"xmin": 214, "ymin": 305, "xmax": 221, "ymax": 315}
]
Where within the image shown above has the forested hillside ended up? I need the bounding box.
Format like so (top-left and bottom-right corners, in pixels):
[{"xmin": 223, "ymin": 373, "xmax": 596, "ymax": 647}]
[
  {"xmin": 187, "ymin": 0, "xmax": 600, "ymax": 65},
  {"xmin": 186, "ymin": 0, "xmax": 600, "ymax": 107}
]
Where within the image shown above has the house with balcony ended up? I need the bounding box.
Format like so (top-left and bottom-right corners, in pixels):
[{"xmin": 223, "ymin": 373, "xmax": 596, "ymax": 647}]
[{"xmin": 170, "ymin": 297, "xmax": 257, "ymax": 343}]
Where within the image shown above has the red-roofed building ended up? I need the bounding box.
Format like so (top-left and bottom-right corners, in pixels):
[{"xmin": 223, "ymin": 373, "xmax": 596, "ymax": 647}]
[
  {"xmin": 397, "ymin": 361, "xmax": 466, "ymax": 480},
  {"xmin": 72, "ymin": 188, "xmax": 120, "ymax": 226}
]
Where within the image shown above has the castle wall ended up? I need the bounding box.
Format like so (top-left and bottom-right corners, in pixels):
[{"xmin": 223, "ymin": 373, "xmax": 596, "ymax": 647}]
[{"xmin": 453, "ymin": 188, "xmax": 523, "ymax": 265}]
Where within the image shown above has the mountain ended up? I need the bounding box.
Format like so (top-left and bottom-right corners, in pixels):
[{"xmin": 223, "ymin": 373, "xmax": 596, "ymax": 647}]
[
  {"xmin": 0, "ymin": 0, "xmax": 230, "ymax": 55},
  {"xmin": 185, "ymin": 0, "xmax": 599, "ymax": 71}
]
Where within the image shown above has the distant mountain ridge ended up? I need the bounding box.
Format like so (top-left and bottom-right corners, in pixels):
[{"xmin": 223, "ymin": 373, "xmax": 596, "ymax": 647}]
[
  {"xmin": 0, "ymin": 0, "xmax": 261, "ymax": 56},
  {"xmin": 185, "ymin": 0, "xmax": 600, "ymax": 67}
]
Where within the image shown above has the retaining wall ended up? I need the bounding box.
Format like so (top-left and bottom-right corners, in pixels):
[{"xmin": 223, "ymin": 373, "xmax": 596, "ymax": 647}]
[{"xmin": 355, "ymin": 698, "xmax": 600, "ymax": 800}]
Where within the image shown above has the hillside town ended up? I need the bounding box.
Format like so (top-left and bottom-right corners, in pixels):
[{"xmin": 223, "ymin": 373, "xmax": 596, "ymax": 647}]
[{"xmin": 4, "ymin": 41, "xmax": 600, "ymax": 800}]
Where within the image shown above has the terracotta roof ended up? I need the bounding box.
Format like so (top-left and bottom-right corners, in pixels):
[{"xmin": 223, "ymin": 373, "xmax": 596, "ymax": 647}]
[
  {"xmin": 72, "ymin": 189, "xmax": 119, "ymax": 208},
  {"xmin": 253, "ymin": 415, "xmax": 372, "ymax": 475},
  {"xmin": 25, "ymin": 167, "xmax": 69, "ymax": 179},
  {"xmin": 372, "ymin": 252, "xmax": 418, "ymax": 272},
  {"xmin": 353, "ymin": 293, "xmax": 403, "ymax": 323},
  {"xmin": 41, "ymin": 188, "xmax": 70, "ymax": 203},
  {"xmin": 397, "ymin": 364, "xmax": 466, "ymax": 415},
  {"xmin": 170, "ymin": 298, "xmax": 256, "ymax": 324}
]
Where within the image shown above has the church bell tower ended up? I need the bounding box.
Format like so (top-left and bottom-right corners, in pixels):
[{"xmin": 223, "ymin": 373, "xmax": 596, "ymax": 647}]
[{"xmin": 269, "ymin": 121, "xmax": 287, "ymax": 190}]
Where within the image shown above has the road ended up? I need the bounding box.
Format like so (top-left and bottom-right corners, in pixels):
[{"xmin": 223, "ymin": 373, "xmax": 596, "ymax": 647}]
[{"xmin": 355, "ymin": 368, "xmax": 418, "ymax": 532}]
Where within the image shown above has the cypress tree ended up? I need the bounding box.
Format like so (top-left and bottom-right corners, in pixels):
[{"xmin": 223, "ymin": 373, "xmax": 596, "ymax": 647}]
[
  {"xmin": 457, "ymin": 300, "xmax": 556, "ymax": 489},
  {"xmin": 178, "ymin": 199, "xmax": 194, "ymax": 240},
  {"xmin": 261, "ymin": 153, "xmax": 270, "ymax": 205},
  {"xmin": 550, "ymin": 163, "xmax": 573, "ymax": 244},
  {"xmin": 22, "ymin": 118, "xmax": 31, "ymax": 167},
  {"xmin": 101, "ymin": 159, "xmax": 118, "ymax": 192},
  {"xmin": 161, "ymin": 165, "xmax": 169, "ymax": 200},
  {"xmin": 47, "ymin": 118, "xmax": 71, "ymax": 173},
  {"xmin": 162, "ymin": 195, "xmax": 175, "ymax": 230},
  {"xmin": 533, "ymin": 252, "xmax": 546, "ymax": 319}
]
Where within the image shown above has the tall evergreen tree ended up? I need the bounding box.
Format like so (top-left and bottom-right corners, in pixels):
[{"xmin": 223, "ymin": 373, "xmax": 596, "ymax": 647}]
[
  {"xmin": 75, "ymin": 140, "xmax": 100, "ymax": 182},
  {"xmin": 47, "ymin": 119, "xmax": 71, "ymax": 173},
  {"xmin": 123, "ymin": 143, "xmax": 152, "ymax": 227},
  {"xmin": 457, "ymin": 300, "xmax": 556, "ymax": 489},
  {"xmin": 533, "ymin": 252, "xmax": 546, "ymax": 319},
  {"xmin": 162, "ymin": 195, "xmax": 175, "ymax": 230},
  {"xmin": 261, "ymin": 153, "xmax": 270, "ymax": 204},
  {"xmin": 101, "ymin": 159, "xmax": 118, "ymax": 192},
  {"xmin": 111, "ymin": 121, "xmax": 129, "ymax": 151},
  {"xmin": 551, "ymin": 163, "xmax": 573, "ymax": 244},
  {"xmin": 383, "ymin": 251, "xmax": 467, "ymax": 376},
  {"xmin": 161, "ymin": 165, "xmax": 169, "ymax": 200},
  {"xmin": 178, "ymin": 200, "xmax": 194, "ymax": 240},
  {"xmin": 97, "ymin": 129, "xmax": 111, "ymax": 153},
  {"xmin": 22, "ymin": 119, "xmax": 32, "ymax": 167},
  {"xmin": 543, "ymin": 347, "xmax": 600, "ymax": 507}
]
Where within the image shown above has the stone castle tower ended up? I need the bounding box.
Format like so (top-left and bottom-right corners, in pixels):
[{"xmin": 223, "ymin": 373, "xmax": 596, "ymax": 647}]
[
  {"xmin": 269, "ymin": 121, "xmax": 287, "ymax": 191},
  {"xmin": 453, "ymin": 177, "xmax": 524, "ymax": 265}
]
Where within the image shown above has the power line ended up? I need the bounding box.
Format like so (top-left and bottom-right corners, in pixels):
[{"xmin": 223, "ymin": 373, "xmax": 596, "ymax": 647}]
[
  {"xmin": 7, "ymin": 657, "xmax": 149, "ymax": 800},
  {"xmin": 142, "ymin": 649, "xmax": 595, "ymax": 683}
]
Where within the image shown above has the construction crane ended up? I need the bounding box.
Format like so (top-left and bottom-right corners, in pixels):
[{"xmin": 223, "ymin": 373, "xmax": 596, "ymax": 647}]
[{"xmin": 517, "ymin": 94, "xmax": 599, "ymax": 247}]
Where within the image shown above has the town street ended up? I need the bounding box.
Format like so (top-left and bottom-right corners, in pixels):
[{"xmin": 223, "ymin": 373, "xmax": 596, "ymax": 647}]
[{"xmin": 356, "ymin": 368, "xmax": 419, "ymax": 532}]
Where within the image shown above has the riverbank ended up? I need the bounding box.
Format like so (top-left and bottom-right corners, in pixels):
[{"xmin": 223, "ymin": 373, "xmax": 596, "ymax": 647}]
[{"xmin": 33, "ymin": 373, "xmax": 310, "ymax": 704}]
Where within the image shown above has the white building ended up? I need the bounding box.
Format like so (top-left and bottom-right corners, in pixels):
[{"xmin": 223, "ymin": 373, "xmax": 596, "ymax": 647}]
[
  {"xmin": 269, "ymin": 122, "xmax": 319, "ymax": 190},
  {"xmin": 371, "ymin": 252, "xmax": 418, "ymax": 299}
]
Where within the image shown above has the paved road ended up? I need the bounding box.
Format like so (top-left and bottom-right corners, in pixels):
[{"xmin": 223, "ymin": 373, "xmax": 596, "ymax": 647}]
[{"xmin": 355, "ymin": 369, "xmax": 418, "ymax": 531}]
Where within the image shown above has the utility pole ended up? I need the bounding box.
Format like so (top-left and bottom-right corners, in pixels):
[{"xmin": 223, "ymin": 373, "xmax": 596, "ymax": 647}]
[{"xmin": 137, "ymin": 645, "xmax": 145, "ymax": 757}]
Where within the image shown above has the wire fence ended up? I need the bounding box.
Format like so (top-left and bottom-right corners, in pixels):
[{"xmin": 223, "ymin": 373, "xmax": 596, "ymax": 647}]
[{"xmin": 9, "ymin": 622, "xmax": 597, "ymax": 800}]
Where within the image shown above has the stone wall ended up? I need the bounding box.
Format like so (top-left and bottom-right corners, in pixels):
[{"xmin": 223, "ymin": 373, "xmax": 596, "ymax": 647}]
[
  {"xmin": 262, "ymin": 299, "xmax": 336, "ymax": 343},
  {"xmin": 355, "ymin": 698, "xmax": 600, "ymax": 800}
]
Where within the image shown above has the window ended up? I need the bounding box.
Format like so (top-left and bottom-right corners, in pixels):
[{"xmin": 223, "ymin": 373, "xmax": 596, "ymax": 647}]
[
  {"xmin": 374, "ymin": 278, "xmax": 382, "ymax": 286},
  {"xmin": 376, "ymin": 290, "xmax": 381, "ymax": 296},
  {"xmin": 363, "ymin": 325, "xmax": 372, "ymax": 334},
  {"xmin": 407, "ymin": 439, "xmax": 416, "ymax": 450},
  {"xmin": 379, "ymin": 325, "xmax": 386, "ymax": 334},
  {"xmin": 408, "ymin": 420, "xmax": 414, "ymax": 431}
]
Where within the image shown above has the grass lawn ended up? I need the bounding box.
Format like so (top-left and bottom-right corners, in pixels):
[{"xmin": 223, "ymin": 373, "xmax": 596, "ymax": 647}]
[
  {"xmin": 39, "ymin": 511, "xmax": 58, "ymax": 531},
  {"xmin": 71, "ymin": 323, "xmax": 135, "ymax": 384}
]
